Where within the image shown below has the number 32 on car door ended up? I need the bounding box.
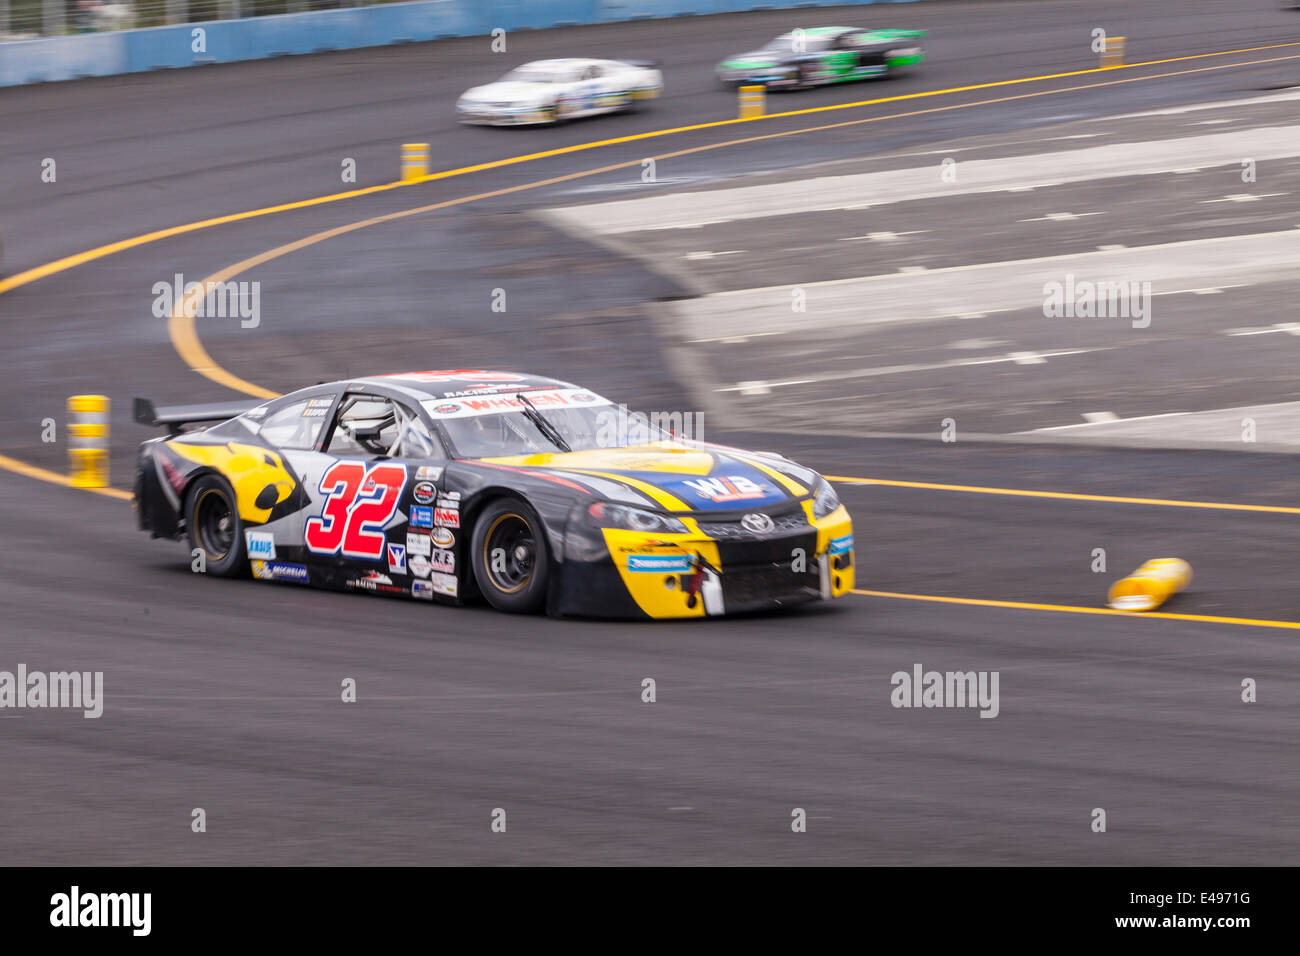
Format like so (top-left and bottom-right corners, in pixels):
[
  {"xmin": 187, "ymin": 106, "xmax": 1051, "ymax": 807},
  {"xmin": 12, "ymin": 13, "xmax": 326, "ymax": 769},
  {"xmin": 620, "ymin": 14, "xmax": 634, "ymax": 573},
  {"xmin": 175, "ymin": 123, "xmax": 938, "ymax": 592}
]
[{"xmin": 304, "ymin": 460, "xmax": 408, "ymax": 560}]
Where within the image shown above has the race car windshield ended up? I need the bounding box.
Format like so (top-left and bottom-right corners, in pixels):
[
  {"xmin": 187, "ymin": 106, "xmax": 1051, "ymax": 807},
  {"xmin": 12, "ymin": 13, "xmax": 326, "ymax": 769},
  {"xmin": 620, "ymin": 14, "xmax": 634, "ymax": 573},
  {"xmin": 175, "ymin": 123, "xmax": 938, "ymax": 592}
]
[
  {"xmin": 422, "ymin": 391, "xmax": 676, "ymax": 458},
  {"xmin": 762, "ymin": 34, "xmax": 833, "ymax": 53}
]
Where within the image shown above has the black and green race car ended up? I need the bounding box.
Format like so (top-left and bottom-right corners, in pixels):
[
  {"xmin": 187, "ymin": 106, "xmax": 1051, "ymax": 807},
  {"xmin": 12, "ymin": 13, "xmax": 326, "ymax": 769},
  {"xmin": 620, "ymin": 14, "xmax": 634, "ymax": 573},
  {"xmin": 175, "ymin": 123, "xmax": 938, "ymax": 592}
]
[{"xmin": 716, "ymin": 26, "xmax": 925, "ymax": 90}]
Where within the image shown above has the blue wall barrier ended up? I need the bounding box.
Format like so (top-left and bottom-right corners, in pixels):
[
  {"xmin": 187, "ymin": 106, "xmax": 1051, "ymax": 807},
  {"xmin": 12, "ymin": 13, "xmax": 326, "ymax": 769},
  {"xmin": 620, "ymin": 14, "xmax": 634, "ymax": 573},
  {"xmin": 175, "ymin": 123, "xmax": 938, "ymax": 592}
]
[{"xmin": 0, "ymin": 0, "xmax": 919, "ymax": 87}]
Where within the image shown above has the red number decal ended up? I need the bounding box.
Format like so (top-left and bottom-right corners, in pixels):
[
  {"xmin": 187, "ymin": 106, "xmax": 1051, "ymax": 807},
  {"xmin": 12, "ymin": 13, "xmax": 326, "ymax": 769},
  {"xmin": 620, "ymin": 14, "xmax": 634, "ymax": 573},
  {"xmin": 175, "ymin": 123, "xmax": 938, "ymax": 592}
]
[{"xmin": 304, "ymin": 461, "xmax": 408, "ymax": 559}]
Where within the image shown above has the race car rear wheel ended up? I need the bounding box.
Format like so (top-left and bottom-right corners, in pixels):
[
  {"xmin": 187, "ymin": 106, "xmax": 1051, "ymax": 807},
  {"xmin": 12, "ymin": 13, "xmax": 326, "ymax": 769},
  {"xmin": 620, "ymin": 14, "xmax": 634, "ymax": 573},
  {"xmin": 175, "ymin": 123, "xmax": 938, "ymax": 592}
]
[
  {"xmin": 472, "ymin": 498, "xmax": 549, "ymax": 614},
  {"xmin": 186, "ymin": 474, "xmax": 246, "ymax": 578}
]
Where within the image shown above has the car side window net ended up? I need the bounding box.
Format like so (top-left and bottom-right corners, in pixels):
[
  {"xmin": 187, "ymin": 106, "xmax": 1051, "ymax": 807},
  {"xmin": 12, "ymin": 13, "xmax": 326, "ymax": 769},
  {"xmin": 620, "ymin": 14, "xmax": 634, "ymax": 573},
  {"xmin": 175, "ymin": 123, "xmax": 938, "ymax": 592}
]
[
  {"xmin": 390, "ymin": 404, "xmax": 441, "ymax": 459},
  {"xmin": 327, "ymin": 396, "xmax": 396, "ymax": 456}
]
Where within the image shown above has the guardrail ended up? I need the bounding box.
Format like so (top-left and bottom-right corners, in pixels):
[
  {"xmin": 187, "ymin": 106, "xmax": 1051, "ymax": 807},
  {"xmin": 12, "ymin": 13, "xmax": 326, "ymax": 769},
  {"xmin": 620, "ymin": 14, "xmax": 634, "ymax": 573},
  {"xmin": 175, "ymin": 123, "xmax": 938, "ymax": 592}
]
[{"xmin": 0, "ymin": 0, "xmax": 919, "ymax": 87}]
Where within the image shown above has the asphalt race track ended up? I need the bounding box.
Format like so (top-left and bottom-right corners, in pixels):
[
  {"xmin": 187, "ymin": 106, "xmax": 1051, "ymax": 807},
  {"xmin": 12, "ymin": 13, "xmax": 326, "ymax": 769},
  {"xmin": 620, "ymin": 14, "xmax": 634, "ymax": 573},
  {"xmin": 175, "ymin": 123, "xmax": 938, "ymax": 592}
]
[{"xmin": 1, "ymin": 0, "xmax": 1298, "ymax": 865}]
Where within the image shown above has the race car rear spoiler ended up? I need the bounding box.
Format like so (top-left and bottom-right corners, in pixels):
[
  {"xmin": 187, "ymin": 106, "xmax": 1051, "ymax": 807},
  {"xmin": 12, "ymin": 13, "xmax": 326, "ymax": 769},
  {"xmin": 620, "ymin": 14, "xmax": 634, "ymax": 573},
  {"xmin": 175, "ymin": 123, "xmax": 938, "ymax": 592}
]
[
  {"xmin": 621, "ymin": 58, "xmax": 661, "ymax": 68},
  {"xmin": 133, "ymin": 396, "xmax": 262, "ymax": 434}
]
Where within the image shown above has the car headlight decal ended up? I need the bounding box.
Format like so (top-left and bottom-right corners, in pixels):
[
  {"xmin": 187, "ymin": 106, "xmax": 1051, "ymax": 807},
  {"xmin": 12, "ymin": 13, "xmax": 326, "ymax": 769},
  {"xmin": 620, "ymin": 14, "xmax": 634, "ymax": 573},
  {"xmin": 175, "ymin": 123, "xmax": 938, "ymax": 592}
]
[
  {"xmin": 588, "ymin": 501, "xmax": 688, "ymax": 535},
  {"xmin": 812, "ymin": 477, "xmax": 840, "ymax": 518}
]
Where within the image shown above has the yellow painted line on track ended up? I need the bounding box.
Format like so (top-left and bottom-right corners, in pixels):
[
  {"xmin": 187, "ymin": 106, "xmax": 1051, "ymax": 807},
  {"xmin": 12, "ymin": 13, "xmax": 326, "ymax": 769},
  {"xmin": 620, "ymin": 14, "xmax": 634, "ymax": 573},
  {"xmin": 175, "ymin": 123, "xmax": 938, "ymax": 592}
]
[
  {"xmin": 406, "ymin": 42, "xmax": 1300, "ymax": 181},
  {"xmin": 6, "ymin": 43, "xmax": 1300, "ymax": 498},
  {"xmin": 0, "ymin": 181, "xmax": 412, "ymax": 298},
  {"xmin": 852, "ymin": 589, "xmax": 1300, "ymax": 631},
  {"xmin": 171, "ymin": 51, "xmax": 1300, "ymax": 400},
  {"xmin": 0, "ymin": 452, "xmax": 132, "ymax": 500},
  {"xmin": 166, "ymin": 158, "xmax": 656, "ymax": 398},
  {"xmin": 827, "ymin": 476, "xmax": 1300, "ymax": 515},
  {"xmin": 1, "ymin": 41, "xmax": 1297, "ymax": 303}
]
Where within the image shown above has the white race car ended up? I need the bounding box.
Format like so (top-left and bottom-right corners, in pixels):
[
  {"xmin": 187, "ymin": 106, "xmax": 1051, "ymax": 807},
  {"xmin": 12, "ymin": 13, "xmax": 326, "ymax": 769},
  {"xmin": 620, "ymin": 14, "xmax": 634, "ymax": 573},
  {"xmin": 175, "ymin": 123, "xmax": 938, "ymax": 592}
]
[{"xmin": 456, "ymin": 58, "xmax": 662, "ymax": 126}]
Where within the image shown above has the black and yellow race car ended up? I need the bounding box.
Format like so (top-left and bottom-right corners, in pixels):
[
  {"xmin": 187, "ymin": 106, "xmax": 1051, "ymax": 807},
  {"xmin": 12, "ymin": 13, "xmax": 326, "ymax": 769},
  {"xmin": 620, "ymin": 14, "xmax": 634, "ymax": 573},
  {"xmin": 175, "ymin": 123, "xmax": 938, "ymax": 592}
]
[{"xmin": 133, "ymin": 370, "xmax": 854, "ymax": 619}]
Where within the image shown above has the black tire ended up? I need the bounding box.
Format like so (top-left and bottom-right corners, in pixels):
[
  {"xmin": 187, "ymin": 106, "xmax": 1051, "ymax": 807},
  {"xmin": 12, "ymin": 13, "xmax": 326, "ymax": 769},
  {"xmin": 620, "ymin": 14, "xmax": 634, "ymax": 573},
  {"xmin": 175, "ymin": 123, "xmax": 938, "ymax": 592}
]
[
  {"xmin": 186, "ymin": 474, "xmax": 247, "ymax": 578},
  {"xmin": 471, "ymin": 498, "xmax": 550, "ymax": 614}
]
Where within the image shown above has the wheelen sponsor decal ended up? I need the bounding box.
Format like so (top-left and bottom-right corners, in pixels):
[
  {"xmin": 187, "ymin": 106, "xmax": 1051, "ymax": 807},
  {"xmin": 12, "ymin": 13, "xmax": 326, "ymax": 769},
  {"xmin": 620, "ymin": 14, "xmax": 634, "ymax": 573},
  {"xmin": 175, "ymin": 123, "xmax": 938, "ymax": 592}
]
[
  {"xmin": 410, "ymin": 505, "xmax": 434, "ymax": 529},
  {"xmin": 431, "ymin": 527, "xmax": 455, "ymax": 549},
  {"xmin": 829, "ymin": 534, "xmax": 854, "ymax": 556},
  {"xmin": 422, "ymin": 387, "xmax": 612, "ymax": 419},
  {"xmin": 677, "ymin": 473, "xmax": 782, "ymax": 508},
  {"xmin": 245, "ymin": 530, "xmax": 276, "ymax": 560},
  {"xmin": 412, "ymin": 482, "xmax": 437, "ymax": 505},
  {"xmin": 627, "ymin": 554, "xmax": 694, "ymax": 573},
  {"xmin": 387, "ymin": 543, "xmax": 407, "ymax": 574},
  {"xmin": 406, "ymin": 533, "xmax": 432, "ymax": 556},
  {"xmin": 304, "ymin": 460, "xmax": 408, "ymax": 560},
  {"xmin": 251, "ymin": 560, "xmax": 309, "ymax": 583}
]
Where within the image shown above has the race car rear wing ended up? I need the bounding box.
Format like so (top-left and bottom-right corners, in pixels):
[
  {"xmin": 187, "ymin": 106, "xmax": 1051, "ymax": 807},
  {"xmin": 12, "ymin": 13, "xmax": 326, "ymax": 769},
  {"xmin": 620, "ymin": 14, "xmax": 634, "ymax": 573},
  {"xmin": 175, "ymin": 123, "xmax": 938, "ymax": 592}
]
[{"xmin": 133, "ymin": 396, "xmax": 262, "ymax": 434}]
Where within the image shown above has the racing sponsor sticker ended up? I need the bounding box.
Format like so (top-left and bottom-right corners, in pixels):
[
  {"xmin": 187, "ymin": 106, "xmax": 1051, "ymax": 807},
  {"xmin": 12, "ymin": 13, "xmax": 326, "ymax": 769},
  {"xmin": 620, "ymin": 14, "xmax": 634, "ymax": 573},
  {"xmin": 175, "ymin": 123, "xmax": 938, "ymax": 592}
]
[
  {"xmin": 430, "ymin": 550, "xmax": 455, "ymax": 574},
  {"xmin": 420, "ymin": 387, "xmax": 612, "ymax": 419},
  {"xmin": 347, "ymin": 571, "xmax": 403, "ymax": 594},
  {"xmin": 627, "ymin": 554, "xmax": 693, "ymax": 573},
  {"xmin": 409, "ymin": 505, "xmax": 434, "ymax": 529},
  {"xmin": 682, "ymin": 475, "xmax": 768, "ymax": 503},
  {"xmin": 415, "ymin": 466, "xmax": 443, "ymax": 482},
  {"xmin": 430, "ymin": 527, "xmax": 455, "ymax": 549},
  {"xmin": 245, "ymin": 531, "xmax": 276, "ymax": 560},
  {"xmin": 409, "ymin": 553, "xmax": 431, "ymax": 578},
  {"xmin": 434, "ymin": 505, "xmax": 460, "ymax": 529},
  {"xmin": 411, "ymin": 579, "xmax": 434, "ymax": 600},
  {"xmin": 431, "ymin": 572, "xmax": 457, "ymax": 597},
  {"xmin": 387, "ymin": 543, "xmax": 407, "ymax": 574},
  {"xmin": 829, "ymin": 534, "xmax": 854, "ymax": 555},
  {"xmin": 251, "ymin": 560, "xmax": 309, "ymax": 583},
  {"xmin": 406, "ymin": 533, "xmax": 432, "ymax": 556},
  {"xmin": 413, "ymin": 482, "xmax": 437, "ymax": 505}
]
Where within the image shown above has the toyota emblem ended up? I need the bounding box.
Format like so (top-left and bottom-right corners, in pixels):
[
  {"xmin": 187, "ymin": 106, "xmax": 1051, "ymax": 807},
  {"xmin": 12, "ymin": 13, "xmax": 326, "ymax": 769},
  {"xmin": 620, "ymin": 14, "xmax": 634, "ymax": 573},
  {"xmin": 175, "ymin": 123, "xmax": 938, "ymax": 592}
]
[{"xmin": 741, "ymin": 512, "xmax": 775, "ymax": 534}]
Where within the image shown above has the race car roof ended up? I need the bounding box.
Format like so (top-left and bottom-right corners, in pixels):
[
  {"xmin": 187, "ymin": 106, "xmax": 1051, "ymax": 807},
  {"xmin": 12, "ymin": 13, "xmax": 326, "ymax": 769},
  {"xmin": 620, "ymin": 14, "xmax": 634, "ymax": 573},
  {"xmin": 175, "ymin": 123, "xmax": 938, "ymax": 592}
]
[
  {"xmin": 361, "ymin": 369, "xmax": 577, "ymax": 399},
  {"xmin": 516, "ymin": 58, "xmax": 601, "ymax": 71},
  {"xmin": 776, "ymin": 26, "xmax": 855, "ymax": 37}
]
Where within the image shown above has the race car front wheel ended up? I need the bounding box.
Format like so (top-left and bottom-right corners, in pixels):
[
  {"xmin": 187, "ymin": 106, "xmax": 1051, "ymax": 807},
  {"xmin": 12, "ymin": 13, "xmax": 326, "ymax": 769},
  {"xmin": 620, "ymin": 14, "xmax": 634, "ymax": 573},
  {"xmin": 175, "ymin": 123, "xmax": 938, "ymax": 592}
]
[
  {"xmin": 186, "ymin": 474, "xmax": 246, "ymax": 578},
  {"xmin": 472, "ymin": 498, "xmax": 549, "ymax": 614}
]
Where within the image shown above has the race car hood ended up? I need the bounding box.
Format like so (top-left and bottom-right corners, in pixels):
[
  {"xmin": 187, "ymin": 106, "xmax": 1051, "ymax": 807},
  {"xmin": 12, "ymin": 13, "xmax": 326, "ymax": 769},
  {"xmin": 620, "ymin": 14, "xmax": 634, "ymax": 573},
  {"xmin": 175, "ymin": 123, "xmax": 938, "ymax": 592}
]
[
  {"xmin": 460, "ymin": 81, "xmax": 554, "ymax": 103},
  {"xmin": 476, "ymin": 443, "xmax": 809, "ymax": 512}
]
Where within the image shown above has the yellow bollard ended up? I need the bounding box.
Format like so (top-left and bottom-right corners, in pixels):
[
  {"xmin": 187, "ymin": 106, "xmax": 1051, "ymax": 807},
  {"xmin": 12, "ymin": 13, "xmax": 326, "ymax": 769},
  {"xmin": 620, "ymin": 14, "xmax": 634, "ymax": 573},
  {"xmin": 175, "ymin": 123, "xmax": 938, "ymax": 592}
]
[
  {"xmin": 67, "ymin": 394, "xmax": 110, "ymax": 488},
  {"xmin": 1100, "ymin": 36, "xmax": 1126, "ymax": 68},
  {"xmin": 738, "ymin": 85, "xmax": 766, "ymax": 119},
  {"xmin": 1107, "ymin": 558, "xmax": 1192, "ymax": 612},
  {"xmin": 401, "ymin": 143, "xmax": 429, "ymax": 182}
]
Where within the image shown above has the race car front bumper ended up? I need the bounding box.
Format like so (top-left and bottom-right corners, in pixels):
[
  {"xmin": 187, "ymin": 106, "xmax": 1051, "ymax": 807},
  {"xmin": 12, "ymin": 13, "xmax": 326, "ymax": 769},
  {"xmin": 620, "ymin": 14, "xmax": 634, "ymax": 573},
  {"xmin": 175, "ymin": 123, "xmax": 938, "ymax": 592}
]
[
  {"xmin": 456, "ymin": 103, "xmax": 554, "ymax": 126},
  {"xmin": 552, "ymin": 501, "xmax": 854, "ymax": 619}
]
